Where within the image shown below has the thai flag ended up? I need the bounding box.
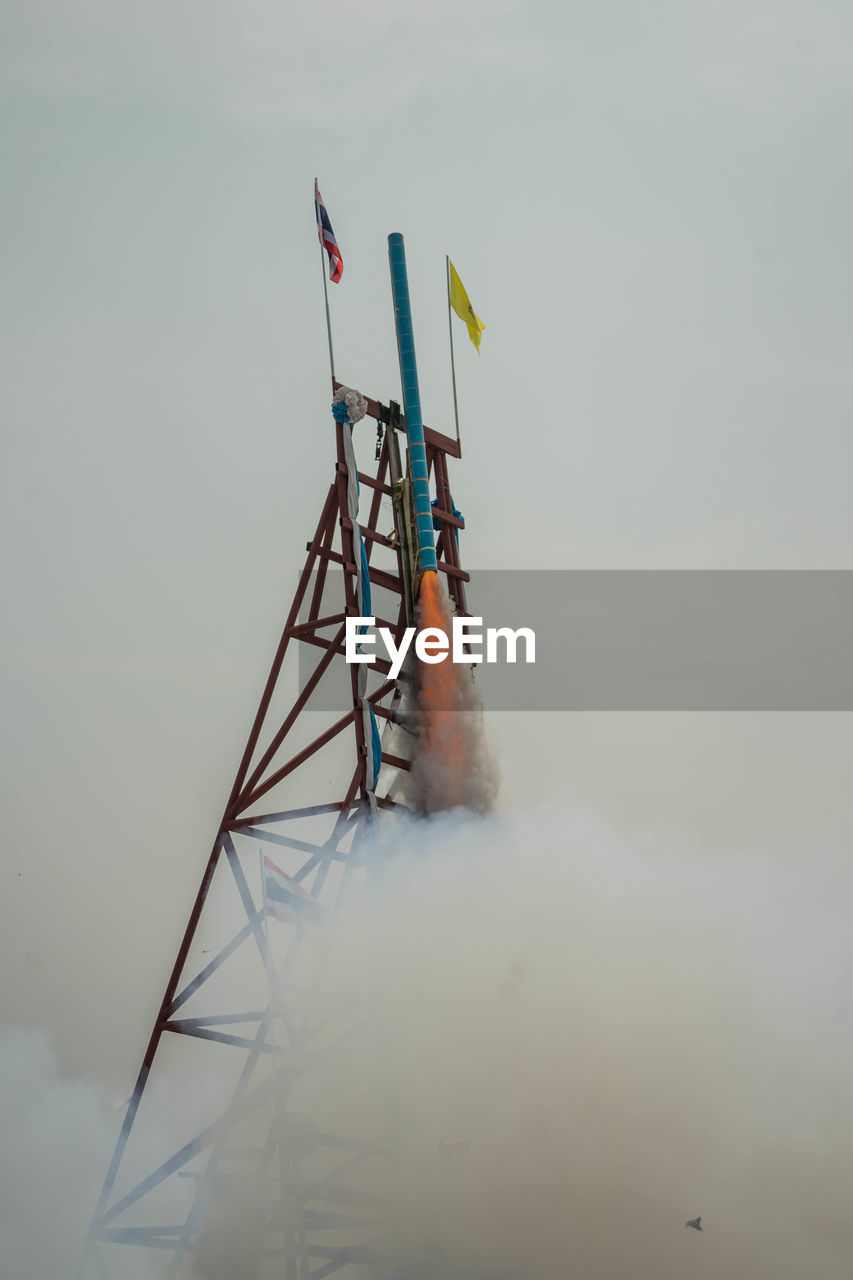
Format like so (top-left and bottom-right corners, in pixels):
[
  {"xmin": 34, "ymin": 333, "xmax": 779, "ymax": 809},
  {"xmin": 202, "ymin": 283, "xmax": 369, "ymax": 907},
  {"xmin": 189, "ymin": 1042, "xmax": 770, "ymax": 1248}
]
[
  {"xmin": 262, "ymin": 855, "xmax": 329, "ymax": 928},
  {"xmin": 314, "ymin": 181, "xmax": 343, "ymax": 283}
]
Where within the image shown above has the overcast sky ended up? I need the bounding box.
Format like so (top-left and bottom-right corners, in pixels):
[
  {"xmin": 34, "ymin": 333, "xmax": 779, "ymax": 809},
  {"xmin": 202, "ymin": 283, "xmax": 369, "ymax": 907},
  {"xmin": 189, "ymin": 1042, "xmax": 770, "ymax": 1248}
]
[{"xmin": 4, "ymin": 0, "xmax": 853, "ymax": 1155}]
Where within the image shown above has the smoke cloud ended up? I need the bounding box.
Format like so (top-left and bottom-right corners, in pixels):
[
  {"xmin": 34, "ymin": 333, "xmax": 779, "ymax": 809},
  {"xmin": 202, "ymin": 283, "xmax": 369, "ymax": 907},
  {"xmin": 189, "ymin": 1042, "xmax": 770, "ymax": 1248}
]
[
  {"xmin": 327, "ymin": 806, "xmax": 853, "ymax": 1278},
  {"xmin": 6, "ymin": 804, "xmax": 853, "ymax": 1277},
  {"xmin": 0, "ymin": 1027, "xmax": 162, "ymax": 1279}
]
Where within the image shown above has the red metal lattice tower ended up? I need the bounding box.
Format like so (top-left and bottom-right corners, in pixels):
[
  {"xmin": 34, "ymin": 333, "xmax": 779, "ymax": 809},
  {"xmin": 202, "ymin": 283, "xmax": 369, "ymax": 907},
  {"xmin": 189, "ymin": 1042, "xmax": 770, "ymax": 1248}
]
[{"xmin": 77, "ymin": 384, "xmax": 469, "ymax": 1280}]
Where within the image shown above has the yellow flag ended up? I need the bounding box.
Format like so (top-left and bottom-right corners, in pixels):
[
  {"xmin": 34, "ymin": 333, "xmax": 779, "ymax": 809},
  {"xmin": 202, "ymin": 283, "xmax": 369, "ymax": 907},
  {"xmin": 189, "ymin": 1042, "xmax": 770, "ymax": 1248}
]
[{"xmin": 448, "ymin": 260, "xmax": 485, "ymax": 352}]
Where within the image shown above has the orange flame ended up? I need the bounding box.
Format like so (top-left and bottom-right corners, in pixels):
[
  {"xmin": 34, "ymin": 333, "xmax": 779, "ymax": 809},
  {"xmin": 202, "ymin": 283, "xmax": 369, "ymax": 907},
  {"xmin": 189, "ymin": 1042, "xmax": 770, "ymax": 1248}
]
[{"xmin": 416, "ymin": 570, "xmax": 469, "ymax": 811}]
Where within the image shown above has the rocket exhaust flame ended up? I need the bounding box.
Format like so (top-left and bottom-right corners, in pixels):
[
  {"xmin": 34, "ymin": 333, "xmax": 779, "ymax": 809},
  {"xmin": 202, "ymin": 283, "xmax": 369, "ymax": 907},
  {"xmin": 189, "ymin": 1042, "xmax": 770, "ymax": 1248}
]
[
  {"xmin": 416, "ymin": 571, "xmax": 468, "ymax": 811},
  {"xmin": 411, "ymin": 570, "xmax": 496, "ymax": 815}
]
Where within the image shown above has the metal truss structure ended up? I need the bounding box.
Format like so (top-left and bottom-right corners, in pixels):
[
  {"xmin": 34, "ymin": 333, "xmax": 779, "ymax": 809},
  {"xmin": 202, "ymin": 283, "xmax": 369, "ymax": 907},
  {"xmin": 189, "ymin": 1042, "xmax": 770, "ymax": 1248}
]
[{"xmin": 77, "ymin": 385, "xmax": 469, "ymax": 1280}]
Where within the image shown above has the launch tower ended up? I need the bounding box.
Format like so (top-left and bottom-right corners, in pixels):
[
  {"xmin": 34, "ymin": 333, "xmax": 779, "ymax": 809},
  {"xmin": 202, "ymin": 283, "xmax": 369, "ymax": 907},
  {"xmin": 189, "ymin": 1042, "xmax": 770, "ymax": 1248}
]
[{"xmin": 78, "ymin": 234, "xmax": 472, "ymax": 1280}]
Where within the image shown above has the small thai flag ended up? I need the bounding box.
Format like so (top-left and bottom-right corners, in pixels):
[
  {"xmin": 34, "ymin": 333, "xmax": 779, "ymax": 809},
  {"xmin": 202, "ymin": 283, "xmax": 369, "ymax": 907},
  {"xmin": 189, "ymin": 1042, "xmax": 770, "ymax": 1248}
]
[
  {"xmin": 314, "ymin": 180, "xmax": 343, "ymax": 283},
  {"xmin": 262, "ymin": 855, "xmax": 328, "ymax": 929}
]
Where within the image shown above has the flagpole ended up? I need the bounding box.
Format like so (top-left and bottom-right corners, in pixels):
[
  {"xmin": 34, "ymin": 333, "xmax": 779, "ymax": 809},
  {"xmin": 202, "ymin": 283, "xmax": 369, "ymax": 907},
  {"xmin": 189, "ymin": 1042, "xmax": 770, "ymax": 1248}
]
[
  {"xmin": 315, "ymin": 178, "xmax": 336, "ymax": 387},
  {"xmin": 446, "ymin": 255, "xmax": 461, "ymax": 446}
]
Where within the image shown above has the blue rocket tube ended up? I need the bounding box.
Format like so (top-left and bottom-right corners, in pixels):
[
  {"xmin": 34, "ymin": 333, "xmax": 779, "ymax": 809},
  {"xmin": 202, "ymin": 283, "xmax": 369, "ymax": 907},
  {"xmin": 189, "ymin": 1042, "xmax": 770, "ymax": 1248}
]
[{"xmin": 388, "ymin": 233, "xmax": 438, "ymax": 575}]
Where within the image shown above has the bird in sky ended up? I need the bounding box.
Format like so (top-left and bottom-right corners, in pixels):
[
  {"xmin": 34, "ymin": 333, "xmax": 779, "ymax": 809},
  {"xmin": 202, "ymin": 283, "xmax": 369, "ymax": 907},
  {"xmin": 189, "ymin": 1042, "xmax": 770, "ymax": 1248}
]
[{"xmin": 686, "ymin": 1217, "xmax": 703, "ymax": 1232}]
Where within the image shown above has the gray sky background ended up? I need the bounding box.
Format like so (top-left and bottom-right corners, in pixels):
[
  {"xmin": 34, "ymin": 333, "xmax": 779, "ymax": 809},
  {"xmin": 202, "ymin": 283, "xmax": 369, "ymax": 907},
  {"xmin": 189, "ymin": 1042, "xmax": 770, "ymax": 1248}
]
[{"xmin": 3, "ymin": 0, "xmax": 853, "ymax": 1161}]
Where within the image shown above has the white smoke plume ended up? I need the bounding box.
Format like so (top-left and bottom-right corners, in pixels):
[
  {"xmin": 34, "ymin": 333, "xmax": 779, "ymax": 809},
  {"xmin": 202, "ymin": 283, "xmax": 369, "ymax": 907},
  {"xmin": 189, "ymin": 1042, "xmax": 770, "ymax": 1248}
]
[
  {"xmin": 0, "ymin": 1027, "xmax": 163, "ymax": 1280},
  {"xmin": 6, "ymin": 803, "xmax": 853, "ymax": 1277},
  {"xmin": 327, "ymin": 805, "xmax": 853, "ymax": 1278}
]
